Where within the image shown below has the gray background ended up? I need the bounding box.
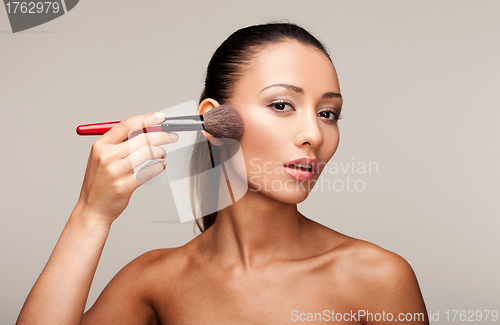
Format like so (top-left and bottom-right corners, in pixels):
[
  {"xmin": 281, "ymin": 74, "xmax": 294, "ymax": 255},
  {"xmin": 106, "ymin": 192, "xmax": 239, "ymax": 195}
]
[{"xmin": 1, "ymin": 0, "xmax": 499, "ymax": 323}]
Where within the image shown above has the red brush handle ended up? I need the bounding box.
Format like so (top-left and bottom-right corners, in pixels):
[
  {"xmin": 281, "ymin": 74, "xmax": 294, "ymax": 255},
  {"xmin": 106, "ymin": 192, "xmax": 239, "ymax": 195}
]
[
  {"xmin": 76, "ymin": 121, "xmax": 162, "ymax": 136},
  {"xmin": 76, "ymin": 121, "xmax": 120, "ymax": 135}
]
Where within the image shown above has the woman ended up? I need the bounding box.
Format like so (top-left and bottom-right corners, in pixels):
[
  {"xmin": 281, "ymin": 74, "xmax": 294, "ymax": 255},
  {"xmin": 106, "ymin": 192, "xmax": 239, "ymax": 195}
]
[{"xmin": 17, "ymin": 23, "xmax": 428, "ymax": 324}]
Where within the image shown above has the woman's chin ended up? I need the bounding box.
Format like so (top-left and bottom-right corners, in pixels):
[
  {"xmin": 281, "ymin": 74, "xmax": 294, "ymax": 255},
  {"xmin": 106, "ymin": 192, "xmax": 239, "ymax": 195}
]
[
  {"xmin": 248, "ymin": 188, "xmax": 312, "ymax": 205},
  {"xmin": 280, "ymin": 194, "xmax": 310, "ymax": 204}
]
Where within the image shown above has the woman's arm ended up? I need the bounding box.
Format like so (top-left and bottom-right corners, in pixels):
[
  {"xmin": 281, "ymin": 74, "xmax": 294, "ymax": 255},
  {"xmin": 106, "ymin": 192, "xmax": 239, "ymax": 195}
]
[
  {"xmin": 16, "ymin": 112, "xmax": 177, "ymax": 325},
  {"xmin": 16, "ymin": 204, "xmax": 112, "ymax": 325}
]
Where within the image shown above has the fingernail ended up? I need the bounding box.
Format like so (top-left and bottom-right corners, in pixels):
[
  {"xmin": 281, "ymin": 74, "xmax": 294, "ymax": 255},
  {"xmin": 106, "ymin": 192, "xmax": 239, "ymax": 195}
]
[
  {"xmin": 154, "ymin": 112, "xmax": 165, "ymax": 120},
  {"xmin": 171, "ymin": 133, "xmax": 179, "ymax": 141}
]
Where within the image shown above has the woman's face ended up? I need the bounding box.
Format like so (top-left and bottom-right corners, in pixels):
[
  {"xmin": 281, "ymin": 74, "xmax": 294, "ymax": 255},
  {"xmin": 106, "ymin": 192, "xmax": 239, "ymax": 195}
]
[{"xmin": 230, "ymin": 40, "xmax": 343, "ymax": 204}]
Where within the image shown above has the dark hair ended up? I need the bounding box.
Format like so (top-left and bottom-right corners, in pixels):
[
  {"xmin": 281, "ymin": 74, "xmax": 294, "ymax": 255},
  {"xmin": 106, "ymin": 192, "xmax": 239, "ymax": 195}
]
[{"xmin": 192, "ymin": 22, "xmax": 332, "ymax": 233}]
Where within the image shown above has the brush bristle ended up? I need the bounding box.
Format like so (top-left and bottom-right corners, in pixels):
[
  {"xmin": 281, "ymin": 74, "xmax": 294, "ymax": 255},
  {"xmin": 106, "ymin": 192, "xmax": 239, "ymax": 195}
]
[{"xmin": 203, "ymin": 104, "xmax": 244, "ymax": 140}]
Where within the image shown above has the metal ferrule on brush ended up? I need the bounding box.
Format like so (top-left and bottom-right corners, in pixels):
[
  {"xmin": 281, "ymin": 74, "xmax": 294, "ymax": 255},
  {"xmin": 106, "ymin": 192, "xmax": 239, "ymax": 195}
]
[{"xmin": 160, "ymin": 115, "xmax": 204, "ymax": 132}]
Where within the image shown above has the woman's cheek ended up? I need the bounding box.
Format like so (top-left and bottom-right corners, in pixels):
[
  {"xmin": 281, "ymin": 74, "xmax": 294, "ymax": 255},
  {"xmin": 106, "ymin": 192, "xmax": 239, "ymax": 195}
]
[{"xmin": 322, "ymin": 126, "xmax": 340, "ymax": 159}]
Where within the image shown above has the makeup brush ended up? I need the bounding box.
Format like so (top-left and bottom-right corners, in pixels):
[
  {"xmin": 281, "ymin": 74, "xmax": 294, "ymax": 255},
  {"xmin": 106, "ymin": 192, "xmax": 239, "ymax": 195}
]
[{"xmin": 76, "ymin": 104, "xmax": 244, "ymax": 140}]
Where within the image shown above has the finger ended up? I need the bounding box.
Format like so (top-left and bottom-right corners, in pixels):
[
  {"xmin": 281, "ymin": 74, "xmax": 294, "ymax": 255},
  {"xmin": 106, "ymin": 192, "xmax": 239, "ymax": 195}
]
[
  {"xmin": 112, "ymin": 160, "xmax": 166, "ymax": 195},
  {"xmin": 114, "ymin": 131, "xmax": 178, "ymax": 160},
  {"xmin": 113, "ymin": 145, "xmax": 166, "ymax": 175},
  {"xmin": 100, "ymin": 112, "xmax": 165, "ymax": 145},
  {"xmin": 126, "ymin": 113, "xmax": 164, "ymax": 141},
  {"xmin": 132, "ymin": 160, "xmax": 166, "ymax": 186}
]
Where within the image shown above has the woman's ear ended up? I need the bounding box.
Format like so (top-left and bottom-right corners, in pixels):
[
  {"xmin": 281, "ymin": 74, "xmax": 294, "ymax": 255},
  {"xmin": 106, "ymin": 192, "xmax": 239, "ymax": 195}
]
[{"xmin": 198, "ymin": 98, "xmax": 224, "ymax": 146}]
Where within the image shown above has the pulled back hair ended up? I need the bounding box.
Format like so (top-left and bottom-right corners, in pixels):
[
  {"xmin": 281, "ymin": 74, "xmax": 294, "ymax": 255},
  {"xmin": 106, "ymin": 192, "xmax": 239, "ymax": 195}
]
[{"xmin": 191, "ymin": 22, "xmax": 332, "ymax": 233}]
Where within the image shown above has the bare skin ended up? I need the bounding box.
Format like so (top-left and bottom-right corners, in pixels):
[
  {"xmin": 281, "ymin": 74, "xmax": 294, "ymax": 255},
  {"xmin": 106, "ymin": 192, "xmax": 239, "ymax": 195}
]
[{"xmin": 17, "ymin": 40, "xmax": 428, "ymax": 325}]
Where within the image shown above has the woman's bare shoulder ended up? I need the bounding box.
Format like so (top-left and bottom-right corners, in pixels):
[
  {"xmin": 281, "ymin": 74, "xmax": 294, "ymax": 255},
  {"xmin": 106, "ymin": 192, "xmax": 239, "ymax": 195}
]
[
  {"xmin": 318, "ymin": 228, "xmax": 416, "ymax": 284},
  {"xmin": 338, "ymin": 237, "xmax": 414, "ymax": 280},
  {"xmin": 128, "ymin": 242, "xmax": 198, "ymax": 281},
  {"xmin": 320, "ymin": 231, "xmax": 426, "ymax": 317},
  {"xmin": 82, "ymin": 243, "xmax": 196, "ymax": 324},
  {"xmin": 310, "ymin": 219, "xmax": 412, "ymax": 274}
]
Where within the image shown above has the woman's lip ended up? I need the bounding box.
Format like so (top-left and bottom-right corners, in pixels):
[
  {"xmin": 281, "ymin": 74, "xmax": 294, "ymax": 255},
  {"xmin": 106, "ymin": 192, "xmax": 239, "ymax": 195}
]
[
  {"xmin": 284, "ymin": 157, "xmax": 319, "ymax": 173},
  {"xmin": 283, "ymin": 157, "xmax": 319, "ymax": 181},
  {"xmin": 283, "ymin": 166, "xmax": 316, "ymax": 181}
]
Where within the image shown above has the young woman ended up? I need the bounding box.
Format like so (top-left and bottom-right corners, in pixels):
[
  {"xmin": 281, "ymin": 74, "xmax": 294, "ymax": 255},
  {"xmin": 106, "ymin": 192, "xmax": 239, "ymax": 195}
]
[{"xmin": 17, "ymin": 23, "xmax": 429, "ymax": 325}]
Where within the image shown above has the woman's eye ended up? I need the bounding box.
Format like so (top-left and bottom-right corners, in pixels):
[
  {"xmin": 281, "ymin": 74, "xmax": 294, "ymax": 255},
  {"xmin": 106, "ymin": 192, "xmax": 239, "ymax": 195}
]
[
  {"xmin": 270, "ymin": 101, "xmax": 294, "ymax": 112},
  {"xmin": 318, "ymin": 110, "xmax": 342, "ymax": 122}
]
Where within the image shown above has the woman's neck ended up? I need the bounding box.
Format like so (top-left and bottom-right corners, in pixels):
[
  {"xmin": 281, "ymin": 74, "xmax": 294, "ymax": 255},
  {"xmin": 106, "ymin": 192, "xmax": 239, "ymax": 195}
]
[{"xmin": 198, "ymin": 189, "xmax": 315, "ymax": 270}]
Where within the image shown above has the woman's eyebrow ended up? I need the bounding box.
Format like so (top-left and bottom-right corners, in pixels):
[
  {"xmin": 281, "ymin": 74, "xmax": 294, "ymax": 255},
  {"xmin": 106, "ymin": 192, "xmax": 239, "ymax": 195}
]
[{"xmin": 259, "ymin": 83, "xmax": 342, "ymax": 99}]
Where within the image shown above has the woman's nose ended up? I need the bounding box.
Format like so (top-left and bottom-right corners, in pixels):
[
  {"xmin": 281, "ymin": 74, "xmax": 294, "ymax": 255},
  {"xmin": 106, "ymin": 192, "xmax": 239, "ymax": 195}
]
[{"xmin": 294, "ymin": 111, "xmax": 324, "ymax": 149}]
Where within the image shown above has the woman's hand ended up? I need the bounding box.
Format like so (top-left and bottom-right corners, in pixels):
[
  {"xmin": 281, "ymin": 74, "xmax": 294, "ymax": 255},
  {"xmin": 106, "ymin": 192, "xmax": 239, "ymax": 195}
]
[{"xmin": 76, "ymin": 111, "xmax": 178, "ymax": 224}]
